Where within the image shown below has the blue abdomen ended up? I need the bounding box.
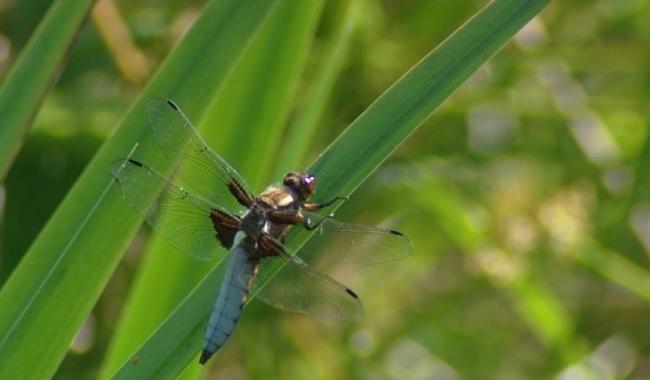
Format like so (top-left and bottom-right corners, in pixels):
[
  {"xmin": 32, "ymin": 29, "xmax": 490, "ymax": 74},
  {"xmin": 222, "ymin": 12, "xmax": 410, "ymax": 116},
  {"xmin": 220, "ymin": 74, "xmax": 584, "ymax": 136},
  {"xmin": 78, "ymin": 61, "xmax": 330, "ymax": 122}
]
[{"xmin": 200, "ymin": 233, "xmax": 255, "ymax": 364}]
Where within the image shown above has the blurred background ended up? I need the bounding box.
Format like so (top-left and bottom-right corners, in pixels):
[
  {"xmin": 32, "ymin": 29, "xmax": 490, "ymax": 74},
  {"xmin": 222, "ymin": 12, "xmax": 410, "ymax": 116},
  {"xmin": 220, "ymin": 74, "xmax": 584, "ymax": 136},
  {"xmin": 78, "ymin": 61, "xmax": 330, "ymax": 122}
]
[{"xmin": 2, "ymin": 0, "xmax": 650, "ymax": 378}]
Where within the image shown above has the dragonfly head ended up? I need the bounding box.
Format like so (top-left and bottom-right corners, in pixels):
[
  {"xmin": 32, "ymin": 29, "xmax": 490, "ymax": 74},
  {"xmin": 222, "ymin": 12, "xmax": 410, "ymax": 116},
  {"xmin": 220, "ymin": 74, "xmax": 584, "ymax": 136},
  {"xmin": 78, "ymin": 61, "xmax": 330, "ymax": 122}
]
[{"xmin": 283, "ymin": 172, "xmax": 316, "ymax": 201}]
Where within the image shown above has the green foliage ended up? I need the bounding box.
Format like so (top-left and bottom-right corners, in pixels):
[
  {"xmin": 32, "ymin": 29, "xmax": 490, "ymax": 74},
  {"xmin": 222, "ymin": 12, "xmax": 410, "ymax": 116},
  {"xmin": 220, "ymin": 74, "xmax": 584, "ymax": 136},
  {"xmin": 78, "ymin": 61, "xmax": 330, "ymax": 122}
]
[
  {"xmin": 0, "ymin": 0, "xmax": 96, "ymax": 179},
  {"xmin": 3, "ymin": 0, "xmax": 650, "ymax": 379},
  {"xmin": 112, "ymin": 0, "xmax": 549, "ymax": 377},
  {"xmin": 0, "ymin": 0, "xmax": 277, "ymax": 378},
  {"xmin": 99, "ymin": 0, "xmax": 323, "ymax": 377}
]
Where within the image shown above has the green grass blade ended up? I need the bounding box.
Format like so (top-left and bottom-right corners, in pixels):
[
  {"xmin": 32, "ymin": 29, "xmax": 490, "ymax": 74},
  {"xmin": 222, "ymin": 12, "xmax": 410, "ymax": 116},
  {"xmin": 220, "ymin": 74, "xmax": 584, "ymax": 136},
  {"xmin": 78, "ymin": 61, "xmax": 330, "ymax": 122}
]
[
  {"xmin": 307, "ymin": 0, "xmax": 547, "ymax": 197},
  {"xmin": 407, "ymin": 169, "xmax": 578, "ymax": 359},
  {"xmin": 113, "ymin": 267, "xmax": 225, "ymax": 379},
  {"xmin": 202, "ymin": 0, "xmax": 325, "ymax": 187},
  {"xmin": 273, "ymin": 0, "xmax": 361, "ymax": 177},
  {"xmin": 582, "ymin": 99, "xmax": 650, "ymax": 303},
  {"xmin": 98, "ymin": 0, "xmax": 324, "ymax": 377},
  {"xmin": 0, "ymin": 1, "xmax": 277, "ymax": 378},
  {"xmin": 112, "ymin": 0, "xmax": 549, "ymax": 377},
  {"xmin": 0, "ymin": 0, "xmax": 95, "ymax": 180},
  {"xmin": 577, "ymin": 242, "xmax": 650, "ymax": 303}
]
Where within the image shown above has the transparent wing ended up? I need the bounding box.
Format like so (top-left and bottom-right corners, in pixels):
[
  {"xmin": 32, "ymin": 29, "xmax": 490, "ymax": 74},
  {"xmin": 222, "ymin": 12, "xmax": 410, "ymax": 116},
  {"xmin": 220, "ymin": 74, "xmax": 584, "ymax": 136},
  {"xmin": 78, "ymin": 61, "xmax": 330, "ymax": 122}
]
[
  {"xmin": 249, "ymin": 239, "xmax": 362, "ymax": 321},
  {"xmin": 110, "ymin": 158, "xmax": 236, "ymax": 261},
  {"xmin": 147, "ymin": 98, "xmax": 255, "ymax": 213},
  {"xmin": 303, "ymin": 212, "xmax": 413, "ymax": 264}
]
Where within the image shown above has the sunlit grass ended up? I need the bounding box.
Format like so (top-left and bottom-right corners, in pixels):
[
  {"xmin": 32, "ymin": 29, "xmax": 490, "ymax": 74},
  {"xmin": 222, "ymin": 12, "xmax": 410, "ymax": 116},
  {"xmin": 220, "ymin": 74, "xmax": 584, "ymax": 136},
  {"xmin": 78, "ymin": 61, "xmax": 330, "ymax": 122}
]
[{"xmin": 2, "ymin": 0, "xmax": 650, "ymax": 379}]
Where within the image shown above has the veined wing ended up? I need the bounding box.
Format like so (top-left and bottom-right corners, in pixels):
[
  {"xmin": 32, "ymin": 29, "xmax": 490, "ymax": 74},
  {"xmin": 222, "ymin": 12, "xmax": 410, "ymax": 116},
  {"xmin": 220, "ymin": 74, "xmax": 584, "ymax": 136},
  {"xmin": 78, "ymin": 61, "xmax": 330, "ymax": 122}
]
[
  {"xmin": 110, "ymin": 158, "xmax": 239, "ymax": 261},
  {"xmin": 147, "ymin": 98, "xmax": 255, "ymax": 213},
  {"xmin": 249, "ymin": 236, "xmax": 362, "ymax": 321},
  {"xmin": 303, "ymin": 212, "xmax": 413, "ymax": 264}
]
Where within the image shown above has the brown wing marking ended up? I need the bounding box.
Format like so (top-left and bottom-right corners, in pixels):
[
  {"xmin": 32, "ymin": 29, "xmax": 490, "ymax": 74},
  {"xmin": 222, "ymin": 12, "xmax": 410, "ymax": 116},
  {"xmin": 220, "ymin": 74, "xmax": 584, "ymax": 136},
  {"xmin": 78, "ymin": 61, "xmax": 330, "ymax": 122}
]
[
  {"xmin": 256, "ymin": 233, "xmax": 284, "ymax": 259},
  {"xmin": 228, "ymin": 180, "xmax": 254, "ymax": 208},
  {"xmin": 209, "ymin": 209, "xmax": 240, "ymax": 248}
]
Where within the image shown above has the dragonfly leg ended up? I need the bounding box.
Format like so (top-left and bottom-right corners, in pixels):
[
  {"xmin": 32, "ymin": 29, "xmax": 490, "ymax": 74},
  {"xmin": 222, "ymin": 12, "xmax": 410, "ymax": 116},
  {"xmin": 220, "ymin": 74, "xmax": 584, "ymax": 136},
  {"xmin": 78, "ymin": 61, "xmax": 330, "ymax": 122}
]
[
  {"xmin": 302, "ymin": 214, "xmax": 329, "ymax": 231},
  {"xmin": 303, "ymin": 196, "xmax": 348, "ymax": 211},
  {"xmin": 266, "ymin": 210, "xmax": 323, "ymax": 232},
  {"xmin": 266, "ymin": 210, "xmax": 303, "ymax": 225}
]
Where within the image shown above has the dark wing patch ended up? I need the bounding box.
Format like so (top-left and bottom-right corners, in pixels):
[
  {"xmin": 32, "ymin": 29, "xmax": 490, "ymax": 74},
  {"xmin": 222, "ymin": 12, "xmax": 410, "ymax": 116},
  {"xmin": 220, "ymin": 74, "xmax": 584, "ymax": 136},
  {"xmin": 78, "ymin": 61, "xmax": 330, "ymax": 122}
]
[
  {"xmin": 110, "ymin": 158, "xmax": 233, "ymax": 262},
  {"xmin": 209, "ymin": 209, "xmax": 240, "ymax": 249},
  {"xmin": 227, "ymin": 180, "xmax": 254, "ymax": 208}
]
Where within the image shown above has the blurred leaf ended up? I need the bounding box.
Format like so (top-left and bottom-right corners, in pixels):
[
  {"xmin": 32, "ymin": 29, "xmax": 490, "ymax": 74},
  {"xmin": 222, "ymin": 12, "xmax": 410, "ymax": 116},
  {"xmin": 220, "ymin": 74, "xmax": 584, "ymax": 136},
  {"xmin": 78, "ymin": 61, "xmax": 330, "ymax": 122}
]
[
  {"xmin": 409, "ymin": 167, "xmax": 485, "ymax": 251},
  {"xmin": 577, "ymin": 240, "xmax": 650, "ymax": 303},
  {"xmin": 575, "ymin": 35, "xmax": 650, "ymax": 312},
  {"xmin": 0, "ymin": 0, "xmax": 96, "ymax": 180},
  {"xmin": 0, "ymin": 131, "xmax": 102, "ymax": 283},
  {"xmin": 508, "ymin": 270, "xmax": 577, "ymax": 361},
  {"xmin": 98, "ymin": 0, "xmax": 324, "ymax": 378},
  {"xmin": 112, "ymin": 0, "xmax": 550, "ymax": 377},
  {"xmin": 407, "ymin": 162, "xmax": 578, "ymax": 361},
  {"xmin": 0, "ymin": 1, "xmax": 277, "ymax": 378},
  {"xmin": 273, "ymin": 0, "xmax": 361, "ymax": 177}
]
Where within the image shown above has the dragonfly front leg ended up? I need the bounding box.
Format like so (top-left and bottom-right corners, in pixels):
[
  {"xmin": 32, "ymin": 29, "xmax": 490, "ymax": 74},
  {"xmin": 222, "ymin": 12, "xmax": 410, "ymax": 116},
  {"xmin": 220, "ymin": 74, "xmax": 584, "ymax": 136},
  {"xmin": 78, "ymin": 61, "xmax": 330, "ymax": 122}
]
[
  {"xmin": 266, "ymin": 210, "xmax": 304, "ymax": 226},
  {"xmin": 266, "ymin": 210, "xmax": 327, "ymax": 231},
  {"xmin": 302, "ymin": 214, "xmax": 329, "ymax": 231},
  {"xmin": 302, "ymin": 196, "xmax": 348, "ymax": 212}
]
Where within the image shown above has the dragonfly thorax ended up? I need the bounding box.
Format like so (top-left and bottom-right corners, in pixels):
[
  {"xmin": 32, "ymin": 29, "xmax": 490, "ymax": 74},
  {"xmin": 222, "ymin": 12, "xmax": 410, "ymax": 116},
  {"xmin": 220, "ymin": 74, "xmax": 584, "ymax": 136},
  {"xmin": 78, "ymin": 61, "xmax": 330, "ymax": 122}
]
[
  {"xmin": 239, "ymin": 207, "xmax": 267, "ymax": 240},
  {"xmin": 258, "ymin": 186, "xmax": 297, "ymax": 209}
]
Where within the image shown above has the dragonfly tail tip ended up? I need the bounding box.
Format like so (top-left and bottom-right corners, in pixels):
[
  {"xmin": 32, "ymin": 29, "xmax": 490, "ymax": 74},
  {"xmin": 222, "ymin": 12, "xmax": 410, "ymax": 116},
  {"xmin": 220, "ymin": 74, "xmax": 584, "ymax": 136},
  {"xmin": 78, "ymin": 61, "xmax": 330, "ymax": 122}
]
[{"xmin": 199, "ymin": 349, "xmax": 213, "ymax": 365}]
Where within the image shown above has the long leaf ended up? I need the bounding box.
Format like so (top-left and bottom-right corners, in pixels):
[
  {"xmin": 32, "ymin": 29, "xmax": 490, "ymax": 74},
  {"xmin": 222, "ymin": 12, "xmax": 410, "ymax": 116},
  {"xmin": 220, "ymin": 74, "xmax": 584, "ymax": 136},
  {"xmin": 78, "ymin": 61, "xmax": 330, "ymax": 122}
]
[
  {"xmin": 575, "ymin": 240, "xmax": 650, "ymax": 303},
  {"xmin": 98, "ymin": 0, "xmax": 324, "ymax": 377},
  {"xmin": 0, "ymin": 1, "xmax": 277, "ymax": 378},
  {"xmin": 112, "ymin": 0, "xmax": 550, "ymax": 377},
  {"xmin": 0, "ymin": 0, "xmax": 96, "ymax": 180},
  {"xmin": 273, "ymin": 0, "xmax": 361, "ymax": 177}
]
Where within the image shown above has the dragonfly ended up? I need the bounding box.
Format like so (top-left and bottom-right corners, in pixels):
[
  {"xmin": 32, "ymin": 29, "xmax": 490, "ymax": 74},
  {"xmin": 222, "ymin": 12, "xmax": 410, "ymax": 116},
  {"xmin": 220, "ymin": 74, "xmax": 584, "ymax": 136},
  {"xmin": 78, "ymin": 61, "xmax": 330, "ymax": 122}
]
[{"xmin": 110, "ymin": 98, "xmax": 413, "ymax": 365}]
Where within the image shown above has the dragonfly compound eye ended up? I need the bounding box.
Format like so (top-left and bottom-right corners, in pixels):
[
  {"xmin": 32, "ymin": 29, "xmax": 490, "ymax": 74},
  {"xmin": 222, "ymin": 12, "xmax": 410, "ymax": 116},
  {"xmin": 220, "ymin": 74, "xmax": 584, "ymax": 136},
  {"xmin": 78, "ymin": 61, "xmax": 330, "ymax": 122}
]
[{"xmin": 302, "ymin": 174, "xmax": 316, "ymax": 193}]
